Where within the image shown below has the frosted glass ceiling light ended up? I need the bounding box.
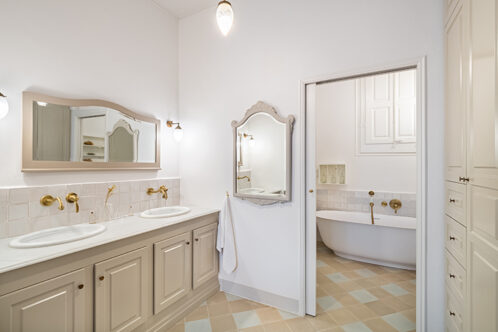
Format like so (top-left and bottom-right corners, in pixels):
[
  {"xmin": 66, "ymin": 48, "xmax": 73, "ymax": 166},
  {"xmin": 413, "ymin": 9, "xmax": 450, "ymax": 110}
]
[
  {"xmin": 0, "ymin": 93, "xmax": 9, "ymax": 120},
  {"xmin": 216, "ymin": 0, "xmax": 234, "ymax": 36}
]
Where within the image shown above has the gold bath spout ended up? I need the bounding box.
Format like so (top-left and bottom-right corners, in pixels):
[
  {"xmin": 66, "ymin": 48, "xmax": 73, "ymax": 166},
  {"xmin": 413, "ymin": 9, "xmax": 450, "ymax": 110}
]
[
  {"xmin": 40, "ymin": 195, "xmax": 64, "ymax": 211},
  {"xmin": 370, "ymin": 202, "xmax": 375, "ymax": 225}
]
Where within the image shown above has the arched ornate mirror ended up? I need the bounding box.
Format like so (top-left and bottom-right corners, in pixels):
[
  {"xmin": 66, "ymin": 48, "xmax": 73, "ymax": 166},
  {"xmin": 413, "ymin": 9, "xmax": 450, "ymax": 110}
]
[
  {"xmin": 232, "ymin": 101, "xmax": 295, "ymax": 205},
  {"xmin": 107, "ymin": 119, "xmax": 139, "ymax": 162}
]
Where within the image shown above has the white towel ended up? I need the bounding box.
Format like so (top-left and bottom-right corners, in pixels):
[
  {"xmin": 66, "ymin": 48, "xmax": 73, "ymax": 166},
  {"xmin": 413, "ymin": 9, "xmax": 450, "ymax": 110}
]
[{"xmin": 216, "ymin": 196, "xmax": 238, "ymax": 274}]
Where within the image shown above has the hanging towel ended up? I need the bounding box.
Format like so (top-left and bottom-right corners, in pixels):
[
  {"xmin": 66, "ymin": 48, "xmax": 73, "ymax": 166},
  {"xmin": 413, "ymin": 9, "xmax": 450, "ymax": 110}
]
[{"xmin": 216, "ymin": 196, "xmax": 238, "ymax": 274}]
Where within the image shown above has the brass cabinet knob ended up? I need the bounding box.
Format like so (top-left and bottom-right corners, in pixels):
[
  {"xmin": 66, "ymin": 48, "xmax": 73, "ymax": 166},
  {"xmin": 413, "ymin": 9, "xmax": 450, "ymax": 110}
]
[
  {"xmin": 195, "ymin": 238, "xmax": 199, "ymax": 242},
  {"xmin": 449, "ymin": 236, "xmax": 456, "ymax": 241},
  {"xmin": 449, "ymin": 274, "xmax": 456, "ymax": 279},
  {"xmin": 99, "ymin": 276, "xmax": 105, "ymax": 281},
  {"xmin": 309, "ymin": 189, "xmax": 314, "ymax": 193},
  {"xmin": 449, "ymin": 198, "xmax": 456, "ymax": 203},
  {"xmin": 186, "ymin": 241, "xmax": 190, "ymax": 245},
  {"xmin": 78, "ymin": 284, "xmax": 84, "ymax": 289},
  {"xmin": 459, "ymin": 177, "xmax": 470, "ymax": 182},
  {"xmin": 449, "ymin": 311, "xmax": 456, "ymax": 316}
]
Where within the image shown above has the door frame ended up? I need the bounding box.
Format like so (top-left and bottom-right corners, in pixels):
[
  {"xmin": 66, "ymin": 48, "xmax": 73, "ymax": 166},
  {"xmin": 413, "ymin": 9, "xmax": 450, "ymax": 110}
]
[{"xmin": 299, "ymin": 57, "xmax": 427, "ymax": 331}]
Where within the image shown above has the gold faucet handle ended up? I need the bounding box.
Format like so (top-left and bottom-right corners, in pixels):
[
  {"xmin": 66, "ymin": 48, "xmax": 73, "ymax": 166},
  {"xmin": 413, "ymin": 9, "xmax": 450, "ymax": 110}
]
[
  {"xmin": 159, "ymin": 186, "xmax": 168, "ymax": 199},
  {"xmin": 66, "ymin": 193, "xmax": 80, "ymax": 213}
]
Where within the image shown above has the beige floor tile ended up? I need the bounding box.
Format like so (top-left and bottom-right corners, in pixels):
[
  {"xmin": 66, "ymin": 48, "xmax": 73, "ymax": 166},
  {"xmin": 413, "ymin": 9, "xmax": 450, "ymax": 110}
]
[
  {"xmin": 398, "ymin": 293, "xmax": 416, "ymax": 307},
  {"xmin": 381, "ymin": 295, "xmax": 413, "ymax": 311},
  {"xmin": 355, "ymin": 278, "xmax": 376, "ymax": 289},
  {"xmin": 306, "ymin": 312, "xmax": 337, "ymax": 330},
  {"xmin": 240, "ymin": 326, "xmax": 265, "ymax": 332},
  {"xmin": 382, "ymin": 273, "xmax": 405, "ymax": 282},
  {"xmin": 285, "ymin": 317, "xmax": 316, "ymax": 332},
  {"xmin": 320, "ymin": 328, "xmax": 344, "ymax": 332},
  {"xmin": 208, "ymin": 292, "xmax": 228, "ymax": 304},
  {"xmin": 402, "ymin": 308, "xmax": 417, "ymax": 323},
  {"xmin": 336, "ymin": 281, "xmax": 362, "ymax": 292},
  {"xmin": 342, "ymin": 271, "xmax": 362, "ymax": 280},
  {"xmin": 321, "ymin": 282, "xmax": 346, "ymax": 295},
  {"xmin": 363, "ymin": 318, "xmax": 398, "ymax": 332},
  {"xmin": 368, "ymin": 276, "xmax": 391, "ymax": 286},
  {"xmin": 256, "ymin": 307, "xmax": 283, "ymax": 324},
  {"xmin": 230, "ymin": 299, "xmax": 256, "ymax": 313},
  {"xmin": 327, "ymin": 308, "xmax": 358, "ymax": 325},
  {"xmin": 210, "ymin": 314, "xmax": 237, "ymax": 332},
  {"xmin": 263, "ymin": 321, "xmax": 292, "ymax": 332},
  {"xmin": 397, "ymin": 280, "xmax": 417, "ymax": 293},
  {"xmin": 334, "ymin": 293, "xmax": 359, "ymax": 306},
  {"xmin": 318, "ymin": 266, "xmax": 337, "ymax": 275},
  {"xmin": 364, "ymin": 300, "xmax": 397, "ymax": 316},
  {"xmin": 367, "ymin": 287, "xmax": 391, "ymax": 299},
  {"xmin": 346, "ymin": 304, "xmax": 377, "ymax": 321},
  {"xmin": 316, "ymin": 287, "xmax": 328, "ymax": 298},
  {"xmin": 209, "ymin": 301, "xmax": 232, "ymax": 317},
  {"xmin": 185, "ymin": 305, "xmax": 209, "ymax": 322}
]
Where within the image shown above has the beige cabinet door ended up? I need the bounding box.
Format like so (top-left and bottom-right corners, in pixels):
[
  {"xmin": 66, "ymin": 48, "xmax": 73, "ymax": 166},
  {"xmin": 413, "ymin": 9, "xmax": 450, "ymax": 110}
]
[
  {"xmin": 154, "ymin": 232, "xmax": 192, "ymax": 314},
  {"xmin": 445, "ymin": 1, "xmax": 467, "ymax": 183},
  {"xmin": 467, "ymin": 0, "xmax": 498, "ymax": 190},
  {"xmin": 95, "ymin": 247, "xmax": 148, "ymax": 332},
  {"xmin": 193, "ymin": 223, "xmax": 219, "ymax": 289},
  {"xmin": 0, "ymin": 268, "xmax": 88, "ymax": 332}
]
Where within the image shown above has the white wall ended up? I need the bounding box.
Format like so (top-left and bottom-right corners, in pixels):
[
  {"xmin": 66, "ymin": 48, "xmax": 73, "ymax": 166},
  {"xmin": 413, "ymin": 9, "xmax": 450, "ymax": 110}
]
[
  {"xmin": 0, "ymin": 0, "xmax": 179, "ymax": 186},
  {"xmin": 316, "ymin": 79, "xmax": 417, "ymax": 192},
  {"xmin": 179, "ymin": 0, "xmax": 444, "ymax": 328}
]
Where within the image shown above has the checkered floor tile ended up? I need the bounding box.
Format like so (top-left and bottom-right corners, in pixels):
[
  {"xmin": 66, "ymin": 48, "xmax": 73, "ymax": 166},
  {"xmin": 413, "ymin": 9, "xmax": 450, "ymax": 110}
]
[{"xmin": 168, "ymin": 243, "xmax": 416, "ymax": 331}]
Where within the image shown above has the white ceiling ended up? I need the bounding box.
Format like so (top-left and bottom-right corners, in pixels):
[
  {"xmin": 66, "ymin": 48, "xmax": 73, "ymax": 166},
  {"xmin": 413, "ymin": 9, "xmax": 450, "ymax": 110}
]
[{"xmin": 154, "ymin": 0, "xmax": 216, "ymax": 18}]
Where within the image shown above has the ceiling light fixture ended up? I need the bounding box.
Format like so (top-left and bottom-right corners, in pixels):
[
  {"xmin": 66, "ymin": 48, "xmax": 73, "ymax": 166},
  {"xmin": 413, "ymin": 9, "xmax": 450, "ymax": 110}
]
[
  {"xmin": 0, "ymin": 92, "xmax": 9, "ymax": 120},
  {"xmin": 167, "ymin": 120, "xmax": 184, "ymax": 142},
  {"xmin": 216, "ymin": 0, "xmax": 234, "ymax": 36}
]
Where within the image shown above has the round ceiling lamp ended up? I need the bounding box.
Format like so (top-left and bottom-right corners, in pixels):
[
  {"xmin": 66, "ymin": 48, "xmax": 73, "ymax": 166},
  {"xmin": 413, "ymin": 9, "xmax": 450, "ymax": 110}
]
[{"xmin": 216, "ymin": 0, "xmax": 234, "ymax": 36}]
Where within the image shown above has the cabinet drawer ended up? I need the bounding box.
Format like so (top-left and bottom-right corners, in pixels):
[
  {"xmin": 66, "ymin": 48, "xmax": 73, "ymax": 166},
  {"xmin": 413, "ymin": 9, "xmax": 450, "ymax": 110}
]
[
  {"xmin": 446, "ymin": 216, "xmax": 467, "ymax": 267},
  {"xmin": 446, "ymin": 181, "xmax": 467, "ymax": 226},
  {"xmin": 446, "ymin": 287, "xmax": 465, "ymax": 332},
  {"xmin": 445, "ymin": 250, "xmax": 466, "ymax": 304}
]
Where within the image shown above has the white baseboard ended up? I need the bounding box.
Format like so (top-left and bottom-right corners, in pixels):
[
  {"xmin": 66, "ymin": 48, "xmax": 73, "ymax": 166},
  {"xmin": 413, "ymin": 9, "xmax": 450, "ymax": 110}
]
[{"xmin": 219, "ymin": 279, "xmax": 300, "ymax": 315}]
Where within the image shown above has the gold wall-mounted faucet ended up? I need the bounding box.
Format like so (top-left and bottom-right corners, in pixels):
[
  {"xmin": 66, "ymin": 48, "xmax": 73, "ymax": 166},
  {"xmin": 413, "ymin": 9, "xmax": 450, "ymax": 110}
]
[
  {"xmin": 147, "ymin": 185, "xmax": 168, "ymax": 199},
  {"xmin": 105, "ymin": 185, "xmax": 116, "ymax": 206},
  {"xmin": 389, "ymin": 199, "xmax": 402, "ymax": 214},
  {"xmin": 40, "ymin": 195, "xmax": 64, "ymax": 210},
  {"xmin": 237, "ymin": 176, "xmax": 251, "ymax": 182},
  {"xmin": 368, "ymin": 191, "xmax": 375, "ymax": 225},
  {"xmin": 66, "ymin": 193, "xmax": 79, "ymax": 213}
]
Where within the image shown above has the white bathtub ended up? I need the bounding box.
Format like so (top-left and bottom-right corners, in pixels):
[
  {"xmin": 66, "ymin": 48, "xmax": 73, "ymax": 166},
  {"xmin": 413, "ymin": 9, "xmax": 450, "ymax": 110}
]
[{"xmin": 317, "ymin": 210, "xmax": 416, "ymax": 270}]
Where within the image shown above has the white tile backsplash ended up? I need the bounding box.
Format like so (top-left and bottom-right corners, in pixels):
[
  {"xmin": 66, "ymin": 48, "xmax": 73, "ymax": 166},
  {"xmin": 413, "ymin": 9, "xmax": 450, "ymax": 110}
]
[
  {"xmin": 317, "ymin": 189, "xmax": 416, "ymax": 217},
  {"xmin": 0, "ymin": 177, "xmax": 180, "ymax": 239}
]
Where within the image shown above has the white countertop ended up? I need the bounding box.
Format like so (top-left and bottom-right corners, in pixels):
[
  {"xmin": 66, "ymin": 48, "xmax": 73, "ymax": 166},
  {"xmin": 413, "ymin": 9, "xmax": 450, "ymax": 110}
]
[{"xmin": 0, "ymin": 206, "xmax": 219, "ymax": 274}]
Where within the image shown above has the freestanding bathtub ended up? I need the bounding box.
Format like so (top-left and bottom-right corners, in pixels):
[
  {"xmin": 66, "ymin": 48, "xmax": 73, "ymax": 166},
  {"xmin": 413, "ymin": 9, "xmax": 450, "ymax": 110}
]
[{"xmin": 317, "ymin": 210, "xmax": 416, "ymax": 270}]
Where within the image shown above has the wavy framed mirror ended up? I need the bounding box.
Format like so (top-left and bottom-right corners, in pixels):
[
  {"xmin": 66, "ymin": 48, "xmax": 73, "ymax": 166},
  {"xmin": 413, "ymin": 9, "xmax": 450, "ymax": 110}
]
[
  {"xmin": 232, "ymin": 101, "xmax": 295, "ymax": 205},
  {"xmin": 22, "ymin": 91, "xmax": 160, "ymax": 171}
]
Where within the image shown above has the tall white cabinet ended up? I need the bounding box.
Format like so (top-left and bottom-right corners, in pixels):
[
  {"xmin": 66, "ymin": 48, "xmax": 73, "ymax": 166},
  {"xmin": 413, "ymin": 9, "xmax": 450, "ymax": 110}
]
[{"xmin": 445, "ymin": 0, "xmax": 498, "ymax": 331}]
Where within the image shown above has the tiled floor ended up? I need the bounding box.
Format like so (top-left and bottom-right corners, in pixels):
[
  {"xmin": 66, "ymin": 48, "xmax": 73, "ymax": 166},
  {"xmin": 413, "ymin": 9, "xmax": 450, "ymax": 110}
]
[{"xmin": 168, "ymin": 243, "xmax": 416, "ymax": 332}]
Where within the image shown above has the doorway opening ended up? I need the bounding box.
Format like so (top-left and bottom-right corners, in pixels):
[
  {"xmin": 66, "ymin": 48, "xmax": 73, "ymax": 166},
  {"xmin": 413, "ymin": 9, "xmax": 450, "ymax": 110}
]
[{"xmin": 301, "ymin": 59, "xmax": 426, "ymax": 332}]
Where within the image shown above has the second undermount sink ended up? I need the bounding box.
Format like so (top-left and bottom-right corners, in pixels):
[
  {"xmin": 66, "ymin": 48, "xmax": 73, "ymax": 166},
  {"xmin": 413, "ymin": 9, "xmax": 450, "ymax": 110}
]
[
  {"xmin": 9, "ymin": 224, "xmax": 106, "ymax": 249},
  {"xmin": 140, "ymin": 206, "xmax": 191, "ymax": 219},
  {"xmin": 239, "ymin": 187, "xmax": 265, "ymax": 195}
]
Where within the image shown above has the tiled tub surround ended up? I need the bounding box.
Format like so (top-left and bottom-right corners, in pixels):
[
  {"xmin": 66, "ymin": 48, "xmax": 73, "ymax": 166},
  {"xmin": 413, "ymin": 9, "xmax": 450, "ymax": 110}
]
[
  {"xmin": 0, "ymin": 177, "xmax": 180, "ymax": 239},
  {"xmin": 317, "ymin": 189, "xmax": 416, "ymax": 218}
]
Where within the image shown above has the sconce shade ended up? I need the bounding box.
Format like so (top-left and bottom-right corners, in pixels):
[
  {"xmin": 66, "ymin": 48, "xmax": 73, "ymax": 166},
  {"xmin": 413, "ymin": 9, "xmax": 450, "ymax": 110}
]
[
  {"xmin": 216, "ymin": 0, "xmax": 234, "ymax": 36},
  {"xmin": 0, "ymin": 93, "xmax": 8, "ymax": 120},
  {"xmin": 173, "ymin": 126, "xmax": 184, "ymax": 142}
]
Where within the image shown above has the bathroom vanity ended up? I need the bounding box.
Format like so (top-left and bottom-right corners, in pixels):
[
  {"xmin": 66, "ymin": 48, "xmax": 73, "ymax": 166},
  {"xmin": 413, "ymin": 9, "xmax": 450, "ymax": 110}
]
[{"xmin": 0, "ymin": 207, "xmax": 219, "ymax": 332}]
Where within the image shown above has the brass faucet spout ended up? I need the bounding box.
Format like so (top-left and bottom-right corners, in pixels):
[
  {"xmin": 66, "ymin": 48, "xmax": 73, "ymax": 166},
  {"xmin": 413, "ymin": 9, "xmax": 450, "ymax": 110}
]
[
  {"xmin": 40, "ymin": 195, "xmax": 64, "ymax": 210},
  {"xmin": 147, "ymin": 185, "xmax": 168, "ymax": 200}
]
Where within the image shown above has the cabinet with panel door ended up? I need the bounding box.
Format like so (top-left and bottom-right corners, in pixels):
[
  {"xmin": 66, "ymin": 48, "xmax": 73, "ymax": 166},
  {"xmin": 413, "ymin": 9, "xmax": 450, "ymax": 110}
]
[
  {"xmin": 0, "ymin": 211, "xmax": 219, "ymax": 332},
  {"xmin": 445, "ymin": 0, "xmax": 498, "ymax": 330}
]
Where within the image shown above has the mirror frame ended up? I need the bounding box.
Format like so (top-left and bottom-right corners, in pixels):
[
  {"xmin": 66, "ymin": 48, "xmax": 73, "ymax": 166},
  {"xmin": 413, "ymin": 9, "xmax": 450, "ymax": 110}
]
[
  {"xmin": 231, "ymin": 101, "xmax": 295, "ymax": 205},
  {"xmin": 22, "ymin": 91, "xmax": 161, "ymax": 172}
]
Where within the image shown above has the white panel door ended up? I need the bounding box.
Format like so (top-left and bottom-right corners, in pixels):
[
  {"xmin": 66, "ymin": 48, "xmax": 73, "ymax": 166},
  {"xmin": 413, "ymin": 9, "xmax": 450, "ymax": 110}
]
[
  {"xmin": 445, "ymin": 2, "xmax": 467, "ymax": 183},
  {"xmin": 154, "ymin": 232, "xmax": 192, "ymax": 314},
  {"xmin": 305, "ymin": 83, "xmax": 316, "ymax": 316},
  {"xmin": 468, "ymin": 0, "xmax": 498, "ymax": 190},
  {"xmin": 193, "ymin": 223, "xmax": 218, "ymax": 289},
  {"xmin": 364, "ymin": 73, "xmax": 394, "ymax": 144},
  {"xmin": 0, "ymin": 269, "xmax": 88, "ymax": 332},
  {"xmin": 394, "ymin": 69, "xmax": 417, "ymax": 143},
  {"xmin": 95, "ymin": 247, "xmax": 148, "ymax": 332},
  {"xmin": 468, "ymin": 238, "xmax": 498, "ymax": 332}
]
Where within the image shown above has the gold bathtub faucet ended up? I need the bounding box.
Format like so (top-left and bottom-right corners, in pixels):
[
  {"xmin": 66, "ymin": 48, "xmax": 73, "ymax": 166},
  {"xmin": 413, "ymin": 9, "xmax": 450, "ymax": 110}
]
[
  {"xmin": 368, "ymin": 191, "xmax": 375, "ymax": 225},
  {"xmin": 147, "ymin": 185, "xmax": 168, "ymax": 200}
]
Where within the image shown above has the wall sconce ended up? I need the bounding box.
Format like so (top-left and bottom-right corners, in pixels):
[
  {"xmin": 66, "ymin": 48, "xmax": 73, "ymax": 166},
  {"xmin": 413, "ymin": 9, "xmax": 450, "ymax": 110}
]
[
  {"xmin": 216, "ymin": 0, "xmax": 234, "ymax": 36},
  {"xmin": 243, "ymin": 133, "xmax": 255, "ymax": 147},
  {"xmin": 167, "ymin": 120, "xmax": 183, "ymax": 142},
  {"xmin": 0, "ymin": 92, "xmax": 9, "ymax": 120}
]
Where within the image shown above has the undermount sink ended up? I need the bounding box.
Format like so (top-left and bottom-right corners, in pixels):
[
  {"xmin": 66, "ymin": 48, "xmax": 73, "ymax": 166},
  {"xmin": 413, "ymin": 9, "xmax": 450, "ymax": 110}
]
[
  {"xmin": 140, "ymin": 206, "xmax": 191, "ymax": 219},
  {"xmin": 239, "ymin": 187, "xmax": 265, "ymax": 194},
  {"xmin": 9, "ymin": 224, "xmax": 106, "ymax": 249}
]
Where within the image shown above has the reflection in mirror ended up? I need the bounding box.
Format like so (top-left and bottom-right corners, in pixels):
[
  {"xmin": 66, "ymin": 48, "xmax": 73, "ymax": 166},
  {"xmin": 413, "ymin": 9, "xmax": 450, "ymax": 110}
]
[
  {"xmin": 232, "ymin": 101, "xmax": 295, "ymax": 205},
  {"xmin": 237, "ymin": 113, "xmax": 286, "ymax": 195},
  {"xmin": 32, "ymin": 102, "xmax": 156, "ymax": 163}
]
